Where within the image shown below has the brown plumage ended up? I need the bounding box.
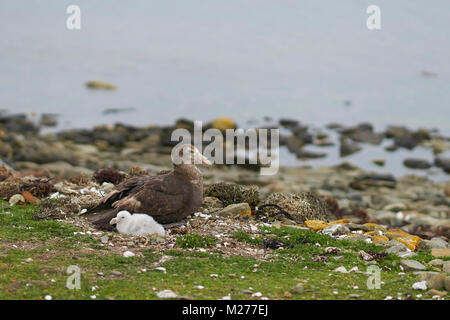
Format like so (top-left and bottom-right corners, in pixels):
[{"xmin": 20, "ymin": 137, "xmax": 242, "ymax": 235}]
[{"xmin": 84, "ymin": 144, "xmax": 212, "ymax": 230}]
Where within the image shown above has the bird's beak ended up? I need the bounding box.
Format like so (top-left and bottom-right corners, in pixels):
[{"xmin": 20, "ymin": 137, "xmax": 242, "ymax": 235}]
[
  {"xmin": 194, "ymin": 150, "xmax": 213, "ymax": 167},
  {"xmin": 200, "ymin": 154, "xmax": 213, "ymax": 167},
  {"xmin": 110, "ymin": 217, "xmax": 118, "ymax": 225}
]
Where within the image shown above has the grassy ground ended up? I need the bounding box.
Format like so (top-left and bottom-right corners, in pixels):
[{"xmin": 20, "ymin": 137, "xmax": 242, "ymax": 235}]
[{"xmin": 0, "ymin": 201, "xmax": 444, "ymax": 300}]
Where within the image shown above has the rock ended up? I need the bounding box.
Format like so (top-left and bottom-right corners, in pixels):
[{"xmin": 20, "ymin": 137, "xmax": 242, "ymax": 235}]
[
  {"xmin": 346, "ymin": 223, "xmax": 370, "ymax": 232},
  {"xmin": 339, "ymin": 123, "xmax": 383, "ymax": 145},
  {"xmin": 417, "ymin": 272, "xmax": 446, "ymax": 290},
  {"xmin": 39, "ymin": 114, "xmax": 58, "ymax": 127},
  {"xmin": 372, "ymin": 159, "xmax": 385, "ymax": 167},
  {"xmin": 111, "ymin": 270, "xmax": 122, "ymax": 276},
  {"xmin": 428, "ymin": 275, "xmax": 446, "ymax": 290},
  {"xmin": 435, "ymin": 157, "xmax": 450, "ymax": 173},
  {"xmin": 156, "ymin": 289, "xmax": 177, "ymax": 299},
  {"xmin": 350, "ymin": 174, "xmax": 396, "ymax": 190},
  {"xmin": 334, "ymin": 266, "xmax": 348, "ymax": 273},
  {"xmin": 431, "ymin": 248, "xmax": 450, "ymax": 258},
  {"xmin": 394, "ymin": 134, "xmax": 417, "ymax": 150},
  {"xmin": 426, "ymin": 289, "xmax": 447, "ymax": 297},
  {"xmin": 0, "ymin": 114, "xmax": 39, "ymax": 134},
  {"xmin": 403, "ymin": 158, "xmax": 432, "ymax": 170},
  {"xmin": 42, "ymin": 161, "xmax": 94, "ymax": 178},
  {"xmin": 412, "ymin": 281, "xmax": 427, "ymax": 290},
  {"xmin": 85, "ymin": 80, "xmax": 116, "ymax": 90},
  {"xmin": 290, "ymin": 284, "xmax": 304, "ymax": 294},
  {"xmin": 383, "ymin": 203, "xmax": 407, "ymax": 212},
  {"xmin": 443, "ymin": 261, "xmax": 450, "ymax": 273},
  {"xmin": 429, "ymin": 259, "xmax": 444, "ymax": 267},
  {"xmin": 322, "ymin": 224, "xmax": 350, "ymax": 236},
  {"xmin": 359, "ymin": 250, "xmax": 374, "ymax": 261},
  {"xmin": 446, "ymin": 276, "xmax": 450, "ymax": 291},
  {"xmin": 100, "ymin": 182, "xmax": 115, "ymax": 194},
  {"xmin": 386, "ymin": 246, "xmax": 406, "ymax": 255},
  {"xmin": 340, "ymin": 137, "xmax": 362, "ymax": 157},
  {"xmin": 430, "ymin": 237, "xmax": 448, "ymax": 247},
  {"xmin": 418, "ymin": 239, "xmax": 447, "ymax": 251},
  {"xmin": 400, "ymin": 259, "xmax": 426, "ymax": 271},
  {"xmin": 123, "ymin": 251, "xmax": 135, "ymax": 258},
  {"xmin": 217, "ymin": 203, "xmax": 251, "ymax": 218},
  {"xmin": 264, "ymin": 192, "xmax": 335, "ymax": 222},
  {"xmin": 9, "ymin": 194, "xmax": 25, "ymax": 205},
  {"xmin": 324, "ymin": 247, "xmax": 342, "ymax": 255},
  {"xmin": 209, "ymin": 117, "xmax": 237, "ymax": 131}
]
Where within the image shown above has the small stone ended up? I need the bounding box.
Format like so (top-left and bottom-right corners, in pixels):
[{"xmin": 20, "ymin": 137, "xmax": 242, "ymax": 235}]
[
  {"xmin": 252, "ymin": 292, "xmax": 262, "ymax": 297},
  {"xmin": 217, "ymin": 203, "xmax": 251, "ymax": 218},
  {"xmin": 155, "ymin": 267, "xmax": 167, "ymax": 274},
  {"xmin": 359, "ymin": 250, "xmax": 374, "ymax": 261},
  {"xmin": 418, "ymin": 239, "xmax": 447, "ymax": 251},
  {"xmin": 443, "ymin": 261, "xmax": 450, "ymax": 273},
  {"xmin": 431, "ymin": 248, "xmax": 450, "ymax": 258},
  {"xmin": 324, "ymin": 247, "xmax": 342, "ymax": 255},
  {"xmin": 334, "ymin": 266, "xmax": 348, "ymax": 273},
  {"xmin": 322, "ymin": 224, "xmax": 350, "ymax": 236},
  {"xmin": 111, "ymin": 270, "xmax": 122, "ymax": 276},
  {"xmin": 412, "ymin": 281, "xmax": 427, "ymax": 290},
  {"xmin": 426, "ymin": 289, "xmax": 447, "ymax": 297},
  {"xmin": 156, "ymin": 289, "xmax": 177, "ymax": 299},
  {"xmin": 123, "ymin": 251, "xmax": 135, "ymax": 258},
  {"xmin": 44, "ymin": 295, "xmax": 52, "ymax": 300},
  {"xmin": 290, "ymin": 283, "xmax": 304, "ymax": 294},
  {"xmin": 429, "ymin": 259, "xmax": 444, "ymax": 267},
  {"xmin": 400, "ymin": 259, "xmax": 426, "ymax": 271},
  {"xmin": 445, "ymin": 276, "xmax": 450, "ymax": 291},
  {"xmin": 100, "ymin": 235, "xmax": 109, "ymax": 244}
]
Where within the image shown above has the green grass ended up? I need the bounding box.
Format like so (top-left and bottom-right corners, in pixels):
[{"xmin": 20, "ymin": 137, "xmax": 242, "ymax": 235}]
[
  {"xmin": 176, "ymin": 234, "xmax": 217, "ymax": 249},
  {"xmin": 0, "ymin": 201, "xmax": 445, "ymax": 300}
]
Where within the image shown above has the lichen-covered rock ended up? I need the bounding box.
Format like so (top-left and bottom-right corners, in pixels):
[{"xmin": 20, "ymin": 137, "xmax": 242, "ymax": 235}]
[
  {"xmin": 264, "ymin": 192, "xmax": 335, "ymax": 222},
  {"xmin": 216, "ymin": 203, "xmax": 251, "ymax": 218},
  {"xmin": 205, "ymin": 183, "xmax": 259, "ymax": 207},
  {"xmin": 210, "ymin": 117, "xmax": 237, "ymax": 131}
]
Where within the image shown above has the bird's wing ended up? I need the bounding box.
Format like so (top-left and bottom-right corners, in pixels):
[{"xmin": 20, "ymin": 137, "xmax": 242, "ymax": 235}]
[
  {"xmin": 100, "ymin": 176, "xmax": 148, "ymax": 206},
  {"xmin": 111, "ymin": 178, "xmax": 185, "ymax": 217}
]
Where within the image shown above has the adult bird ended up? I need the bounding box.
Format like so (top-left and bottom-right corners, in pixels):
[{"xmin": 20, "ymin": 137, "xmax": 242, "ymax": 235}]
[{"xmin": 84, "ymin": 144, "xmax": 212, "ymax": 230}]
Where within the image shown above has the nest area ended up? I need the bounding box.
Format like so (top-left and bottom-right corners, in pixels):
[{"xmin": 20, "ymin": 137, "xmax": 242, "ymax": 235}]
[
  {"xmin": 264, "ymin": 192, "xmax": 335, "ymax": 222},
  {"xmin": 204, "ymin": 182, "xmax": 260, "ymax": 207}
]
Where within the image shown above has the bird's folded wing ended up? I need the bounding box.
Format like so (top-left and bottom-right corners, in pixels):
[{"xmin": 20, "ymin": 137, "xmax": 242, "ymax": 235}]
[{"xmin": 112, "ymin": 186, "xmax": 185, "ymax": 217}]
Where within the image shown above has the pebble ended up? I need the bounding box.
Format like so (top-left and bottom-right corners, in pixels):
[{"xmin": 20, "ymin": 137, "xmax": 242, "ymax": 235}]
[
  {"xmin": 334, "ymin": 266, "xmax": 348, "ymax": 273},
  {"xmin": 156, "ymin": 290, "xmax": 177, "ymax": 299},
  {"xmin": 400, "ymin": 259, "xmax": 426, "ymax": 271},
  {"xmin": 443, "ymin": 261, "xmax": 450, "ymax": 273},
  {"xmin": 155, "ymin": 267, "xmax": 167, "ymax": 274},
  {"xmin": 123, "ymin": 251, "xmax": 135, "ymax": 258},
  {"xmin": 429, "ymin": 259, "xmax": 444, "ymax": 267},
  {"xmin": 322, "ymin": 224, "xmax": 350, "ymax": 236},
  {"xmin": 411, "ymin": 281, "xmax": 427, "ymax": 290},
  {"xmin": 426, "ymin": 289, "xmax": 447, "ymax": 297}
]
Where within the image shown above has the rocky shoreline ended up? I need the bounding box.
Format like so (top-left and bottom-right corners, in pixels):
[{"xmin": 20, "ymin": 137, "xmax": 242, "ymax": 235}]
[{"xmin": 0, "ymin": 113, "xmax": 449, "ymax": 299}]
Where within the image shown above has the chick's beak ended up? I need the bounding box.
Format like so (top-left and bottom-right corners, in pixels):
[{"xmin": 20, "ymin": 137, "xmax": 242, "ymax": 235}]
[{"xmin": 110, "ymin": 217, "xmax": 118, "ymax": 225}]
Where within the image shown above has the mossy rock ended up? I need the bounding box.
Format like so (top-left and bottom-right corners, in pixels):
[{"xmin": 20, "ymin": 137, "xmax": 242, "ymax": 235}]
[
  {"xmin": 264, "ymin": 192, "xmax": 335, "ymax": 222},
  {"xmin": 204, "ymin": 182, "xmax": 259, "ymax": 207}
]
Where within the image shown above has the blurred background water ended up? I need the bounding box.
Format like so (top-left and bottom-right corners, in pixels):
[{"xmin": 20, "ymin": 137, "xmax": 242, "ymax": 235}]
[{"xmin": 1, "ymin": 0, "xmax": 449, "ymax": 179}]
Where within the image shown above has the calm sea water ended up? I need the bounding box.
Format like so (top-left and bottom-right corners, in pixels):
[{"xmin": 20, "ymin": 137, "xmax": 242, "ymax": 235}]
[{"xmin": 1, "ymin": 1, "xmax": 449, "ymax": 179}]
